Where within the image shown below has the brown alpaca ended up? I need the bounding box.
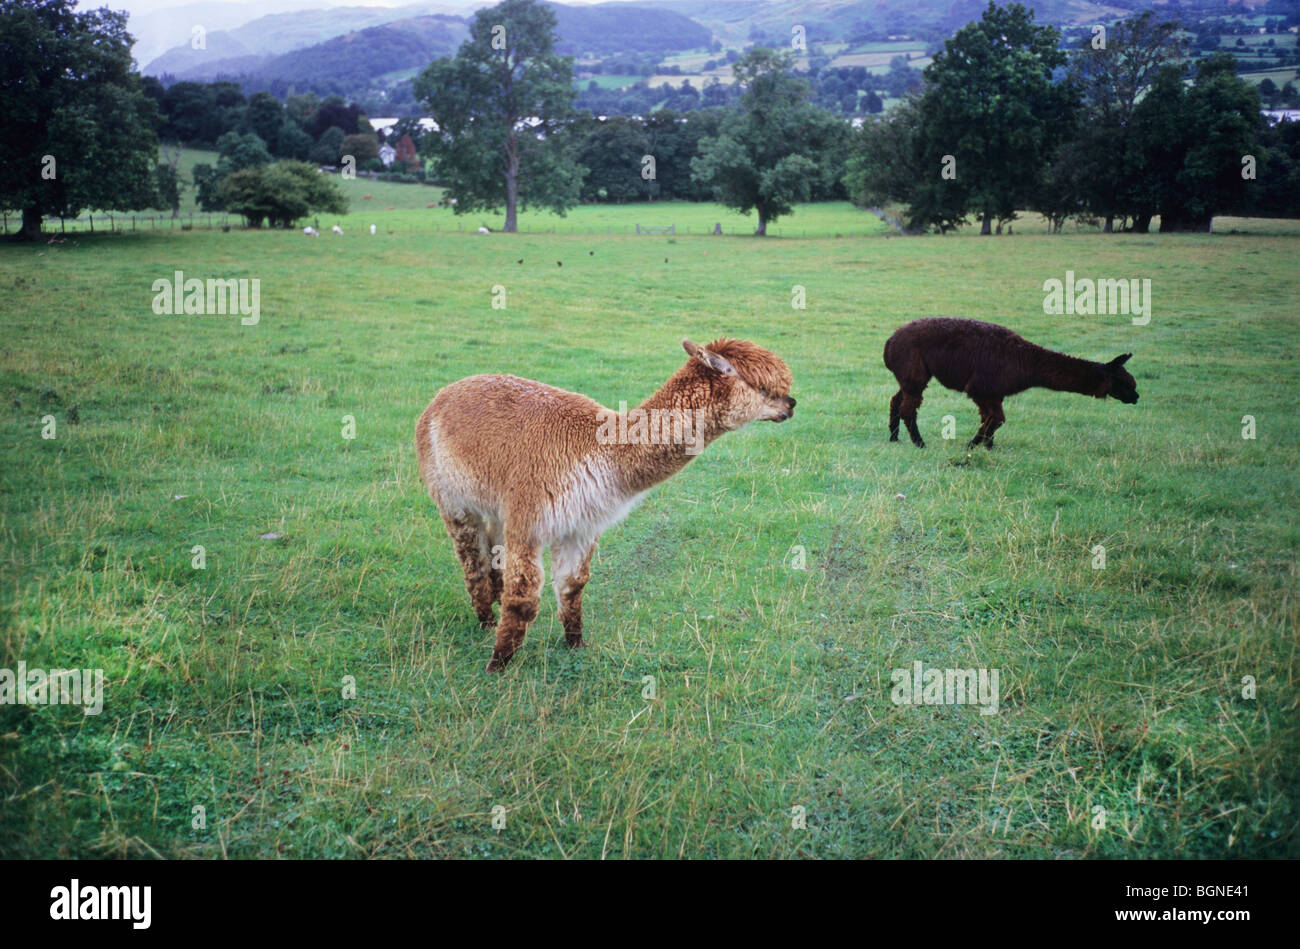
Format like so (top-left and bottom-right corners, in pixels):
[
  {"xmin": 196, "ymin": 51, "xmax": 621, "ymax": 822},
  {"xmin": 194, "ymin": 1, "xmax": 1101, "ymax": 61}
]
[
  {"xmin": 884, "ymin": 318, "xmax": 1138, "ymax": 448},
  {"xmin": 416, "ymin": 339, "xmax": 796, "ymax": 672}
]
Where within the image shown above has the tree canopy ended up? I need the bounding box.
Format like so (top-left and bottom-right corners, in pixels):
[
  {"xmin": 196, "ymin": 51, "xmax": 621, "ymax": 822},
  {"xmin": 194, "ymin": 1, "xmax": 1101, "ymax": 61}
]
[
  {"xmin": 0, "ymin": 0, "xmax": 161, "ymax": 238},
  {"xmin": 691, "ymin": 48, "xmax": 848, "ymax": 235},
  {"xmin": 412, "ymin": 0, "xmax": 582, "ymax": 231}
]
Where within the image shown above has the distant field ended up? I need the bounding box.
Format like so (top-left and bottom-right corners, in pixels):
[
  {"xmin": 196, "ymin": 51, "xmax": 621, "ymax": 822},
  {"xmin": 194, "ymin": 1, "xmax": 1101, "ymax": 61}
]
[
  {"xmin": 1242, "ymin": 68, "xmax": 1300, "ymax": 87},
  {"xmin": 578, "ymin": 74, "xmax": 643, "ymax": 90},
  {"xmin": 647, "ymin": 71, "xmax": 734, "ymax": 88},
  {"xmin": 2, "ymin": 215, "xmax": 1296, "ymax": 858}
]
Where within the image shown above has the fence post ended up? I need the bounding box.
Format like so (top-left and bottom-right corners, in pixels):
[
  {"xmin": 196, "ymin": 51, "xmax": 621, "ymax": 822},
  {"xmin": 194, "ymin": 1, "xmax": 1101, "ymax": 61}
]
[{"xmin": 89, "ymin": 214, "xmax": 93, "ymax": 233}]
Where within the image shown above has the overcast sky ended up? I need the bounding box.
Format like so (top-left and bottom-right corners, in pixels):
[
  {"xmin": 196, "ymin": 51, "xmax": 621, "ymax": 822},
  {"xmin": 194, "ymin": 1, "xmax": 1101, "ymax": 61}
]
[{"xmin": 101, "ymin": 0, "xmax": 622, "ymax": 15}]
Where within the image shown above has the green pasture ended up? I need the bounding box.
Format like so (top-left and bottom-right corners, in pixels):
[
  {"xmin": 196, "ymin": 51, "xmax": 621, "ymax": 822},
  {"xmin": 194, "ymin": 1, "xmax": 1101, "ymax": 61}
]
[{"xmin": 1, "ymin": 210, "xmax": 1296, "ymax": 858}]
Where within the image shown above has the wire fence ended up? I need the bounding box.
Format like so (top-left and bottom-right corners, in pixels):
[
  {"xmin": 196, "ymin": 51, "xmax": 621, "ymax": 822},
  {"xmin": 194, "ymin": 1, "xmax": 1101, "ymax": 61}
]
[
  {"xmin": 2, "ymin": 212, "xmax": 236, "ymax": 236},
  {"xmin": 2, "ymin": 211, "xmax": 888, "ymax": 239}
]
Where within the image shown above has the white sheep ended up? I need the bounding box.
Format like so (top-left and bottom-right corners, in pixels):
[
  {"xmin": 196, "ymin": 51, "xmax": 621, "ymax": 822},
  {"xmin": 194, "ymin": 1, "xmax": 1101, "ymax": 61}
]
[
  {"xmin": 332, "ymin": 225, "xmax": 344, "ymax": 235},
  {"xmin": 303, "ymin": 226, "xmax": 319, "ymax": 237},
  {"xmin": 478, "ymin": 226, "xmax": 490, "ymax": 234}
]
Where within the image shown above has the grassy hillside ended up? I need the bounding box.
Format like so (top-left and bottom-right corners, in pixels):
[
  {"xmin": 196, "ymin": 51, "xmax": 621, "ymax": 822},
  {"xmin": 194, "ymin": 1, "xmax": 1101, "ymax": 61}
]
[{"xmin": 1, "ymin": 216, "xmax": 1296, "ymax": 858}]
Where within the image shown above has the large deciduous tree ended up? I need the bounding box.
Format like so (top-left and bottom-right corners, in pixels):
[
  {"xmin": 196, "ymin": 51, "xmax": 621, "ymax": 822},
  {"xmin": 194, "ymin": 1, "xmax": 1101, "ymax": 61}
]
[
  {"xmin": 216, "ymin": 161, "xmax": 348, "ymax": 229},
  {"xmin": 1064, "ymin": 11, "xmax": 1185, "ymax": 232},
  {"xmin": 915, "ymin": 1, "xmax": 1076, "ymax": 234},
  {"xmin": 690, "ymin": 48, "xmax": 846, "ymax": 235},
  {"xmin": 1129, "ymin": 55, "xmax": 1262, "ymax": 232},
  {"xmin": 413, "ymin": 0, "xmax": 582, "ymax": 232},
  {"xmin": 0, "ymin": 0, "xmax": 161, "ymax": 239}
]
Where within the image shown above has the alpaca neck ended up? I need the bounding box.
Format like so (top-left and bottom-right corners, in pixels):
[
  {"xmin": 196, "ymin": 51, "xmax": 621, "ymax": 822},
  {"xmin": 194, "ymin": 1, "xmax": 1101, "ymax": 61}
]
[
  {"xmin": 600, "ymin": 368, "xmax": 727, "ymax": 496},
  {"xmin": 1029, "ymin": 345, "xmax": 1105, "ymax": 397}
]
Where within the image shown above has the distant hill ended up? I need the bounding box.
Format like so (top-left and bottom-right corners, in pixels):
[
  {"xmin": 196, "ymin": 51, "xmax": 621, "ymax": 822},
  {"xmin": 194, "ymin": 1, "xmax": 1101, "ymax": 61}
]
[
  {"xmin": 641, "ymin": 0, "xmax": 1137, "ymax": 45},
  {"xmin": 143, "ymin": 2, "xmax": 479, "ymax": 78},
  {"xmin": 146, "ymin": 2, "xmax": 714, "ymax": 85},
  {"xmin": 257, "ymin": 15, "xmax": 469, "ymax": 86},
  {"xmin": 128, "ymin": 0, "xmax": 349, "ymax": 66},
  {"xmin": 547, "ymin": 3, "xmax": 713, "ymax": 57},
  {"xmin": 142, "ymin": 0, "xmax": 1155, "ymax": 91}
]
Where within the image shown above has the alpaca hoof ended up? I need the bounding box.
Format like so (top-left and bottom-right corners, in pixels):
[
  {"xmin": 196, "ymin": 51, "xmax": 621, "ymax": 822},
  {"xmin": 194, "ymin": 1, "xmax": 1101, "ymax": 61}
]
[
  {"xmin": 889, "ymin": 433, "xmax": 899, "ymax": 442},
  {"xmin": 486, "ymin": 653, "xmax": 513, "ymax": 672},
  {"xmin": 912, "ymin": 439, "xmax": 925, "ymax": 448},
  {"xmin": 565, "ymin": 633, "xmax": 587, "ymax": 649}
]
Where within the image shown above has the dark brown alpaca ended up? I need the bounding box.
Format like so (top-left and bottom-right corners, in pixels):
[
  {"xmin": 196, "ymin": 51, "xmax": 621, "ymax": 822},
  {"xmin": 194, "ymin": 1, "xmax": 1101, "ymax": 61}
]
[{"xmin": 884, "ymin": 318, "xmax": 1138, "ymax": 449}]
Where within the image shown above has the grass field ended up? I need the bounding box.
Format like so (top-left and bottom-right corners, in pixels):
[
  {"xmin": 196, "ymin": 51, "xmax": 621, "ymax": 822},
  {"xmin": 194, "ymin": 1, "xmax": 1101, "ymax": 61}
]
[{"xmin": 1, "ymin": 211, "xmax": 1297, "ymax": 858}]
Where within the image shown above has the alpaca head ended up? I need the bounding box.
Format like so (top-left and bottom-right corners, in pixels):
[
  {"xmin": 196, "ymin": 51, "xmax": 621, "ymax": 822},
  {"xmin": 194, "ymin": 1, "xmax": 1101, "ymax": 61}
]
[
  {"xmin": 681, "ymin": 338, "xmax": 796, "ymax": 429},
  {"xmin": 1100, "ymin": 353, "xmax": 1139, "ymax": 404}
]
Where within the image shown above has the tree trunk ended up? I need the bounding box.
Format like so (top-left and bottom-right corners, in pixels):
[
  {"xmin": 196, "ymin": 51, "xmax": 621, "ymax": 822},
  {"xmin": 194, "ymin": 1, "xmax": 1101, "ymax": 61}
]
[
  {"xmin": 1103, "ymin": 216, "xmax": 1113, "ymax": 234},
  {"xmin": 1132, "ymin": 213, "xmax": 1152, "ymax": 234},
  {"xmin": 1161, "ymin": 216, "xmax": 1211, "ymax": 233},
  {"xmin": 21, "ymin": 206, "xmax": 42, "ymax": 240},
  {"xmin": 503, "ymin": 135, "xmax": 519, "ymax": 233},
  {"xmin": 755, "ymin": 208, "xmax": 767, "ymax": 236},
  {"xmin": 980, "ymin": 210, "xmax": 992, "ymax": 235}
]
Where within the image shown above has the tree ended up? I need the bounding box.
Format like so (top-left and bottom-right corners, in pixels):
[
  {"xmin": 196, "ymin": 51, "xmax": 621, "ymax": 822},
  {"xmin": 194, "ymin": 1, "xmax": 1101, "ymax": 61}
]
[
  {"xmin": 845, "ymin": 95, "xmax": 967, "ymax": 232},
  {"xmin": 394, "ymin": 133, "xmax": 420, "ymax": 172},
  {"xmin": 341, "ymin": 133, "xmax": 380, "ymax": 164},
  {"xmin": 193, "ymin": 164, "xmax": 224, "ymax": 212},
  {"xmin": 244, "ymin": 92, "xmax": 285, "ymax": 149},
  {"xmin": 1128, "ymin": 55, "xmax": 1262, "ymax": 232},
  {"xmin": 1066, "ymin": 10, "xmax": 1185, "ymax": 231},
  {"xmin": 0, "ymin": 0, "xmax": 160, "ymax": 238},
  {"xmin": 575, "ymin": 115, "xmax": 651, "ymax": 203},
  {"xmin": 916, "ymin": 2, "xmax": 1076, "ymax": 234},
  {"xmin": 413, "ymin": 0, "xmax": 583, "ymax": 231},
  {"xmin": 690, "ymin": 48, "xmax": 844, "ymax": 234},
  {"xmin": 310, "ymin": 126, "xmax": 347, "ymax": 166},
  {"xmin": 152, "ymin": 163, "xmax": 183, "ymax": 218},
  {"xmin": 215, "ymin": 131, "xmax": 272, "ymax": 174},
  {"xmin": 276, "ymin": 122, "xmax": 314, "ymax": 161},
  {"xmin": 216, "ymin": 161, "xmax": 347, "ymax": 228}
]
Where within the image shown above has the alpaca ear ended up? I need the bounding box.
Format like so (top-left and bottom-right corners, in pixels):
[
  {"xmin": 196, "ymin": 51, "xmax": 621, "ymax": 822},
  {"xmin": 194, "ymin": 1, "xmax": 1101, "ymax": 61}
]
[
  {"xmin": 683, "ymin": 339, "xmax": 736, "ymax": 376},
  {"xmin": 1109, "ymin": 353, "xmax": 1132, "ymax": 367}
]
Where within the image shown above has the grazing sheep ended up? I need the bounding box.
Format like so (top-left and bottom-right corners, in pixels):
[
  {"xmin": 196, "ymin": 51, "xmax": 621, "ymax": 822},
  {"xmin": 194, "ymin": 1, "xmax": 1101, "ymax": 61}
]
[
  {"xmin": 478, "ymin": 226, "xmax": 490, "ymax": 234},
  {"xmin": 416, "ymin": 338, "xmax": 797, "ymax": 671},
  {"xmin": 331, "ymin": 225, "xmax": 344, "ymax": 235},
  {"xmin": 884, "ymin": 317, "xmax": 1138, "ymax": 449},
  {"xmin": 303, "ymin": 226, "xmax": 318, "ymax": 237}
]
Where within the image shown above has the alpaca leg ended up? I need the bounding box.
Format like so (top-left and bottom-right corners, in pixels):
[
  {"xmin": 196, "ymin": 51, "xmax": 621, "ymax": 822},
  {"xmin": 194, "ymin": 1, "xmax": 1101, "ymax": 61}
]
[
  {"xmin": 484, "ymin": 518, "xmax": 505, "ymax": 609},
  {"xmin": 982, "ymin": 400, "xmax": 1005, "ymax": 448},
  {"xmin": 487, "ymin": 535, "xmax": 543, "ymax": 672},
  {"xmin": 969, "ymin": 401, "xmax": 991, "ymax": 448},
  {"xmin": 441, "ymin": 511, "xmax": 496, "ymax": 628},
  {"xmin": 899, "ymin": 391, "xmax": 925, "ymax": 447},
  {"xmin": 969, "ymin": 398, "xmax": 1004, "ymax": 449},
  {"xmin": 889, "ymin": 391, "xmax": 903, "ymax": 442},
  {"xmin": 552, "ymin": 539, "xmax": 596, "ymax": 648}
]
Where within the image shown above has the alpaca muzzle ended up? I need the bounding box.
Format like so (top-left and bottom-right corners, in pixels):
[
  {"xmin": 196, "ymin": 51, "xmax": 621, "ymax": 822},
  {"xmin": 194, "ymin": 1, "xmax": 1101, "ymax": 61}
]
[{"xmin": 774, "ymin": 397, "xmax": 796, "ymax": 422}]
